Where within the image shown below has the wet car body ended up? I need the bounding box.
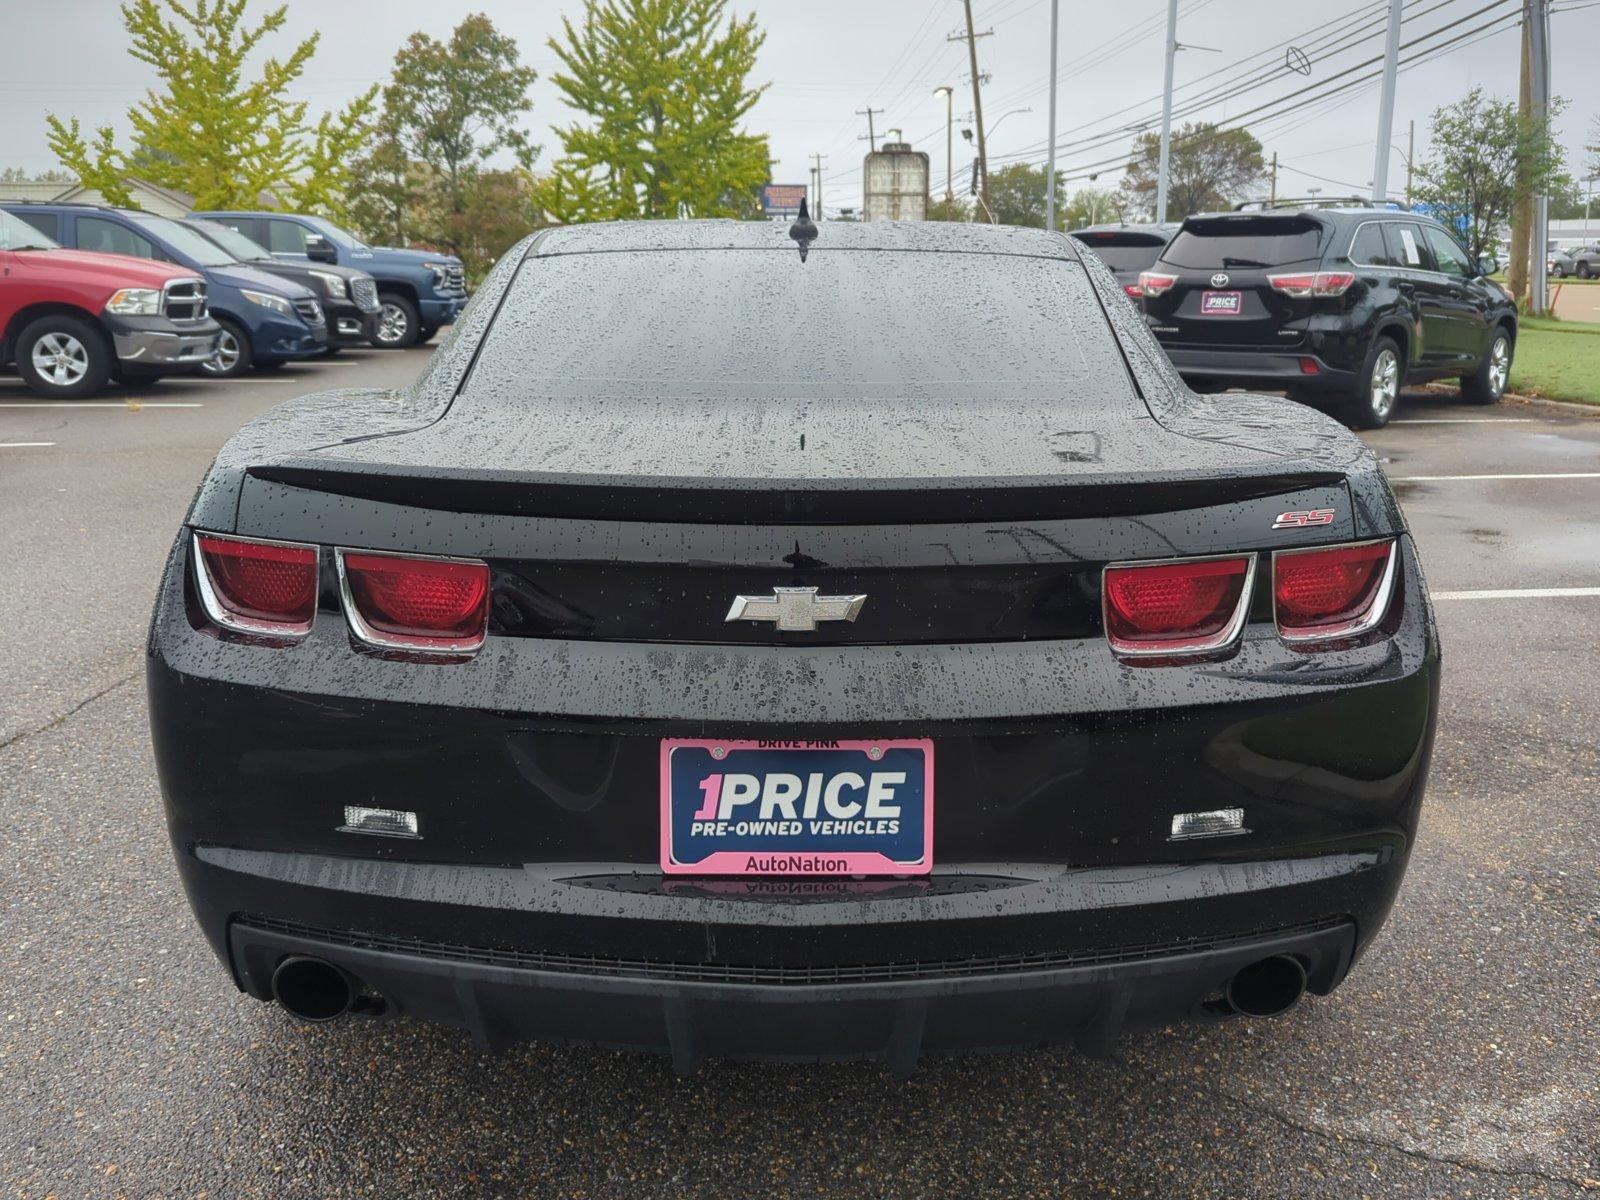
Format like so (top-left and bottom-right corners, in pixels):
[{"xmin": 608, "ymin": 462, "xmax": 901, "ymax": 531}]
[{"xmin": 148, "ymin": 221, "xmax": 1439, "ymax": 1068}]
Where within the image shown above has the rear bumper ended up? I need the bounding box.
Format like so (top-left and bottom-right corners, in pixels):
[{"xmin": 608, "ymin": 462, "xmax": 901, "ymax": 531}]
[
  {"xmin": 228, "ymin": 915, "xmax": 1357, "ymax": 1066},
  {"xmin": 1161, "ymin": 346, "xmax": 1356, "ymax": 393}
]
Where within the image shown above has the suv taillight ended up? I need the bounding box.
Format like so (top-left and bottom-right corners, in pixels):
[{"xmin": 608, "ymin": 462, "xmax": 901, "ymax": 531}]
[
  {"xmin": 1103, "ymin": 555, "xmax": 1255, "ymax": 658},
  {"xmin": 192, "ymin": 533, "xmax": 318, "ymax": 637},
  {"xmin": 337, "ymin": 549, "xmax": 490, "ymax": 654},
  {"xmin": 1266, "ymin": 270, "xmax": 1356, "ymax": 298},
  {"xmin": 1273, "ymin": 540, "xmax": 1396, "ymax": 643},
  {"xmin": 1137, "ymin": 271, "xmax": 1178, "ymax": 297}
]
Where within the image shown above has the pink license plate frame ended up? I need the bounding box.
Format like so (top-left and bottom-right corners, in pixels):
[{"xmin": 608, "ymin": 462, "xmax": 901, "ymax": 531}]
[{"xmin": 1201, "ymin": 289, "xmax": 1243, "ymax": 314}]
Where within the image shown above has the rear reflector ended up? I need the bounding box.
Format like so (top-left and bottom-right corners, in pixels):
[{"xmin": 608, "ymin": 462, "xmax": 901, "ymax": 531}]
[
  {"xmin": 337, "ymin": 549, "xmax": 490, "ymax": 653},
  {"xmin": 1273, "ymin": 540, "xmax": 1396, "ymax": 642},
  {"xmin": 1103, "ymin": 555, "xmax": 1254, "ymax": 658},
  {"xmin": 1267, "ymin": 270, "xmax": 1356, "ymax": 298},
  {"xmin": 192, "ymin": 532, "xmax": 318, "ymax": 637},
  {"xmin": 1298, "ymin": 357, "xmax": 1322, "ymax": 375},
  {"xmin": 1137, "ymin": 271, "xmax": 1178, "ymax": 298}
]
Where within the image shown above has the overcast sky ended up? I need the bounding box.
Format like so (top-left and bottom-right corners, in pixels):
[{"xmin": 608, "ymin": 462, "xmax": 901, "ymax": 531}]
[{"xmin": 4, "ymin": 0, "xmax": 1596, "ymax": 216}]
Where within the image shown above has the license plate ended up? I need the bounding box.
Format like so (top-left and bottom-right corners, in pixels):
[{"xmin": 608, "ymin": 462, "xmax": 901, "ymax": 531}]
[
  {"xmin": 1201, "ymin": 290, "xmax": 1243, "ymax": 314},
  {"xmin": 660, "ymin": 739, "xmax": 933, "ymax": 876}
]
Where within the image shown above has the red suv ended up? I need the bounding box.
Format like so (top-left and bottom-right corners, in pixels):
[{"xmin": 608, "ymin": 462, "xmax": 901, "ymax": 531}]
[{"xmin": 1, "ymin": 208, "xmax": 219, "ymax": 398}]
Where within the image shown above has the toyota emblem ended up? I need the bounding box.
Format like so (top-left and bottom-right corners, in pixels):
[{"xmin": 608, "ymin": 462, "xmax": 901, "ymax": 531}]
[{"xmin": 1210, "ymin": 272, "xmax": 1231, "ymax": 288}]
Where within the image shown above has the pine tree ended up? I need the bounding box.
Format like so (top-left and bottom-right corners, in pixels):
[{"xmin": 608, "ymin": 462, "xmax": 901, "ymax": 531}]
[{"xmin": 539, "ymin": 0, "xmax": 770, "ymax": 222}]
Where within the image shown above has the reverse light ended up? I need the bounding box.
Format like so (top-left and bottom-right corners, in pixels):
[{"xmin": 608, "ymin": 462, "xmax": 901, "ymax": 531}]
[
  {"xmin": 1103, "ymin": 555, "xmax": 1255, "ymax": 659},
  {"xmin": 1137, "ymin": 271, "xmax": 1178, "ymax": 297},
  {"xmin": 104, "ymin": 287, "xmax": 162, "ymax": 316},
  {"xmin": 1266, "ymin": 270, "xmax": 1356, "ymax": 298},
  {"xmin": 1272, "ymin": 539, "xmax": 1396, "ymax": 643},
  {"xmin": 192, "ymin": 532, "xmax": 318, "ymax": 637},
  {"xmin": 337, "ymin": 549, "xmax": 490, "ymax": 654}
]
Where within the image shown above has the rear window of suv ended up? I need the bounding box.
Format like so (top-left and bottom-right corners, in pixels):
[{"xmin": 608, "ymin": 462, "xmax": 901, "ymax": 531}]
[
  {"xmin": 1160, "ymin": 216, "xmax": 1326, "ymax": 269},
  {"xmin": 1071, "ymin": 233, "xmax": 1168, "ymax": 273}
]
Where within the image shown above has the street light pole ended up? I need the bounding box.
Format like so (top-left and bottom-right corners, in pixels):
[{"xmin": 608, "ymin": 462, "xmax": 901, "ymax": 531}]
[
  {"xmin": 1046, "ymin": 0, "xmax": 1059, "ymax": 231},
  {"xmin": 1156, "ymin": 0, "xmax": 1177, "ymax": 223},
  {"xmin": 933, "ymin": 86, "xmax": 954, "ymax": 202},
  {"xmin": 1528, "ymin": 0, "xmax": 1550, "ymax": 316},
  {"xmin": 1371, "ymin": 0, "xmax": 1403, "ymax": 203}
]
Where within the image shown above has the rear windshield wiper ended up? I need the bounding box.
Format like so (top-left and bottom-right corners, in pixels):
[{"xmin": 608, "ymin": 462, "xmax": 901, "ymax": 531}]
[{"xmin": 1220, "ymin": 256, "xmax": 1269, "ymax": 268}]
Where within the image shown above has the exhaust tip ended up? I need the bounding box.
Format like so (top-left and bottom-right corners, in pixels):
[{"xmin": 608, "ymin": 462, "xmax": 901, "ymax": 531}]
[
  {"xmin": 1225, "ymin": 954, "xmax": 1308, "ymax": 1019},
  {"xmin": 271, "ymin": 956, "xmax": 355, "ymax": 1022}
]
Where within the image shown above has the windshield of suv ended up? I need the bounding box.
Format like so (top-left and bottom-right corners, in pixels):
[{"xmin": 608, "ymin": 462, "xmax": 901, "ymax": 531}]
[
  {"xmin": 1161, "ymin": 216, "xmax": 1326, "ymax": 269},
  {"xmin": 188, "ymin": 219, "xmax": 271, "ymax": 262},
  {"xmin": 302, "ymin": 214, "xmax": 370, "ymax": 251},
  {"xmin": 125, "ymin": 212, "xmax": 237, "ymax": 267},
  {"xmin": 0, "ymin": 210, "xmax": 60, "ymax": 251}
]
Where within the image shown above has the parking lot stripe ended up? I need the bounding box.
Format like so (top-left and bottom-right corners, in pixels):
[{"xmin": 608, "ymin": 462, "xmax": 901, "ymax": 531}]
[
  {"xmin": 0, "ymin": 401, "xmax": 204, "ymax": 409},
  {"xmin": 1391, "ymin": 418, "xmax": 1537, "ymax": 424},
  {"xmin": 1433, "ymin": 587, "xmax": 1600, "ymax": 600},
  {"xmin": 1391, "ymin": 472, "xmax": 1600, "ymax": 481},
  {"xmin": 0, "ymin": 441, "xmax": 56, "ymax": 448}
]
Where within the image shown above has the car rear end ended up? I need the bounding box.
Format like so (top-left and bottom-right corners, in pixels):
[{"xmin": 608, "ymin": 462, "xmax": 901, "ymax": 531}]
[
  {"xmin": 1141, "ymin": 211, "xmax": 1368, "ymax": 393},
  {"xmin": 1069, "ymin": 225, "xmax": 1176, "ymax": 298},
  {"xmin": 147, "ymin": 228, "xmax": 1438, "ymax": 1067}
]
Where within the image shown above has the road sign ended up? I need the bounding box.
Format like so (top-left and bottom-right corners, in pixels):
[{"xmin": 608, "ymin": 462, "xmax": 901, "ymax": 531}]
[{"xmin": 761, "ymin": 183, "xmax": 808, "ymax": 218}]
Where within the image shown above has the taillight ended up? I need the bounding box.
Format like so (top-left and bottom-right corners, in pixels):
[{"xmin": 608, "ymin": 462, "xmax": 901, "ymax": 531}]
[
  {"xmin": 337, "ymin": 549, "xmax": 490, "ymax": 654},
  {"xmin": 192, "ymin": 532, "xmax": 319, "ymax": 637},
  {"xmin": 1266, "ymin": 270, "xmax": 1356, "ymax": 298},
  {"xmin": 1103, "ymin": 555, "xmax": 1254, "ymax": 658},
  {"xmin": 1138, "ymin": 271, "xmax": 1178, "ymax": 297},
  {"xmin": 1124, "ymin": 283, "xmax": 1144, "ymax": 298},
  {"xmin": 1272, "ymin": 540, "xmax": 1396, "ymax": 643}
]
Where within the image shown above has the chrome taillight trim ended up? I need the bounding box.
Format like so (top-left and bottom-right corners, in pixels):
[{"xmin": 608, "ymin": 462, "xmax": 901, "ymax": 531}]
[
  {"xmin": 191, "ymin": 531, "xmax": 318, "ymax": 639},
  {"xmin": 334, "ymin": 546, "xmax": 489, "ymax": 656},
  {"xmin": 1101, "ymin": 551, "xmax": 1258, "ymax": 660},
  {"xmin": 1272, "ymin": 537, "xmax": 1398, "ymax": 645}
]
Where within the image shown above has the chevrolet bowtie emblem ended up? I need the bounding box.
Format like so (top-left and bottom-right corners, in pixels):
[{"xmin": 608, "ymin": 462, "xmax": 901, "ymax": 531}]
[{"xmin": 725, "ymin": 587, "xmax": 867, "ymax": 632}]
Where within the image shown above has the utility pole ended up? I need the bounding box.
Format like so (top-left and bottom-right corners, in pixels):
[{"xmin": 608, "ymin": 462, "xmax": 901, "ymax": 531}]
[
  {"xmin": 1046, "ymin": 0, "xmax": 1060, "ymax": 231},
  {"xmin": 1405, "ymin": 119, "xmax": 1414, "ymax": 204},
  {"xmin": 1269, "ymin": 152, "xmax": 1278, "ymax": 205},
  {"xmin": 855, "ymin": 106, "xmax": 884, "ymax": 153},
  {"xmin": 1528, "ymin": 0, "xmax": 1550, "ymax": 316},
  {"xmin": 950, "ymin": 2, "xmax": 993, "ymax": 218},
  {"xmin": 810, "ymin": 152, "xmax": 828, "ymax": 220},
  {"xmin": 1371, "ymin": 0, "xmax": 1403, "ymax": 203},
  {"xmin": 933, "ymin": 86, "xmax": 955, "ymax": 201},
  {"xmin": 1156, "ymin": 0, "xmax": 1178, "ymax": 223},
  {"xmin": 1508, "ymin": 17, "xmax": 1533, "ymax": 304}
]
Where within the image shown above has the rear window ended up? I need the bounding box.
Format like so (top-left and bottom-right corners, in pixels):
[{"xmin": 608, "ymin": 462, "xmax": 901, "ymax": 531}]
[
  {"xmin": 1160, "ymin": 216, "xmax": 1326, "ymax": 270},
  {"xmin": 1071, "ymin": 234, "xmax": 1167, "ymax": 273},
  {"xmin": 464, "ymin": 249, "xmax": 1138, "ymax": 403}
]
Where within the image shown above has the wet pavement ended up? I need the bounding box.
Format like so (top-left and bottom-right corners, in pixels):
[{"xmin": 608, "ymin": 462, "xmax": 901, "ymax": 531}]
[{"xmin": 1, "ymin": 357, "xmax": 1596, "ymax": 1198}]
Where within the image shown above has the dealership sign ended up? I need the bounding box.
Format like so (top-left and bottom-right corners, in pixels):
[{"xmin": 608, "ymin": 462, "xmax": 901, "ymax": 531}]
[{"xmin": 761, "ymin": 183, "xmax": 808, "ymax": 217}]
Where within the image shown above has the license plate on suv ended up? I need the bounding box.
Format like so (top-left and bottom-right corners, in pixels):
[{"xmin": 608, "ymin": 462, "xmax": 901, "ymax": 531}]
[
  {"xmin": 1201, "ymin": 290, "xmax": 1243, "ymax": 315},
  {"xmin": 660, "ymin": 738, "xmax": 933, "ymax": 876}
]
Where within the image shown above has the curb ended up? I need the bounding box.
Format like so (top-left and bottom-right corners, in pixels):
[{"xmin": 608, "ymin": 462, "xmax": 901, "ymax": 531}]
[{"xmin": 1421, "ymin": 383, "xmax": 1600, "ymax": 418}]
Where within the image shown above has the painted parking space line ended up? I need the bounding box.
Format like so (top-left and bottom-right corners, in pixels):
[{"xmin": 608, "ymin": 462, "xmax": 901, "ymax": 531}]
[
  {"xmin": 0, "ymin": 441, "xmax": 56, "ymax": 448},
  {"xmin": 1433, "ymin": 587, "xmax": 1600, "ymax": 600},
  {"xmin": 1390, "ymin": 472, "xmax": 1600, "ymax": 481},
  {"xmin": 1391, "ymin": 418, "xmax": 1538, "ymax": 424},
  {"xmin": 0, "ymin": 401, "xmax": 205, "ymax": 409}
]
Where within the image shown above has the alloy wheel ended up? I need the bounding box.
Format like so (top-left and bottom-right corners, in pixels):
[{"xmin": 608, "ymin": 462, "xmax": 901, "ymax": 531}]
[
  {"xmin": 1369, "ymin": 347, "xmax": 1399, "ymax": 421},
  {"xmin": 31, "ymin": 331, "xmax": 90, "ymax": 388},
  {"xmin": 201, "ymin": 328, "xmax": 241, "ymax": 376},
  {"xmin": 1487, "ymin": 336, "xmax": 1510, "ymax": 397},
  {"xmin": 376, "ymin": 302, "xmax": 409, "ymax": 345}
]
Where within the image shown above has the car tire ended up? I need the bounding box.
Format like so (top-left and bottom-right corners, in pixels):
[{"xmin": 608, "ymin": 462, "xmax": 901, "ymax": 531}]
[
  {"xmin": 199, "ymin": 317, "xmax": 253, "ymax": 378},
  {"xmin": 373, "ymin": 294, "xmax": 420, "ymax": 348},
  {"xmin": 1551, "ymin": 264, "xmax": 1566, "ymax": 278},
  {"xmin": 416, "ymin": 325, "xmax": 439, "ymax": 345},
  {"xmin": 1579, "ymin": 262, "xmax": 1594, "ymax": 280},
  {"xmin": 14, "ymin": 314, "xmax": 114, "ymax": 399},
  {"xmin": 1460, "ymin": 327, "xmax": 1512, "ymax": 405},
  {"xmin": 1342, "ymin": 335, "xmax": 1404, "ymax": 429}
]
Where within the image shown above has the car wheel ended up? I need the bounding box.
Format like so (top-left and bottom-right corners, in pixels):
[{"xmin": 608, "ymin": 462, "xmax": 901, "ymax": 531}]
[
  {"xmin": 1342, "ymin": 335, "xmax": 1403, "ymax": 429},
  {"xmin": 199, "ymin": 318, "xmax": 253, "ymax": 378},
  {"xmin": 15, "ymin": 315, "xmax": 113, "ymax": 399},
  {"xmin": 373, "ymin": 294, "xmax": 419, "ymax": 348},
  {"xmin": 1460, "ymin": 328, "xmax": 1512, "ymax": 405},
  {"xmin": 1579, "ymin": 262, "xmax": 1594, "ymax": 280}
]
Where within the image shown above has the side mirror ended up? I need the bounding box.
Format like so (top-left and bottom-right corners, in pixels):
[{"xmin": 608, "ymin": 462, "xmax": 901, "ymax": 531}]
[
  {"xmin": 305, "ymin": 234, "xmax": 336, "ymax": 264},
  {"xmin": 1477, "ymin": 256, "xmax": 1498, "ymax": 277}
]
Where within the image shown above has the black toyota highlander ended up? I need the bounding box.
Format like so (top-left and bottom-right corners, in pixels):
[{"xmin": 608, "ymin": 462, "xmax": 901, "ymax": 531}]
[{"xmin": 1139, "ymin": 200, "xmax": 1517, "ymax": 427}]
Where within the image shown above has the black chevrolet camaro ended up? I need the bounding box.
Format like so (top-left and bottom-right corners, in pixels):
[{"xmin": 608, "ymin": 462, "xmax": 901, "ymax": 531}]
[{"xmin": 148, "ymin": 218, "xmax": 1439, "ymax": 1071}]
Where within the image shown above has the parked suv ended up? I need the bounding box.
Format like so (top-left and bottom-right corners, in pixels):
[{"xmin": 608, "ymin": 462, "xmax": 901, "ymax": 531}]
[
  {"xmin": 190, "ymin": 210, "xmax": 467, "ymax": 348},
  {"xmin": 1138, "ymin": 202, "xmax": 1517, "ymax": 427},
  {"xmin": 3, "ymin": 203, "xmax": 326, "ymax": 378},
  {"xmin": 1549, "ymin": 245, "xmax": 1600, "ymax": 279},
  {"xmin": 1069, "ymin": 222, "xmax": 1178, "ymax": 297},
  {"xmin": 185, "ymin": 219, "xmax": 380, "ymax": 349},
  {"xmin": 0, "ymin": 207, "xmax": 217, "ymax": 398}
]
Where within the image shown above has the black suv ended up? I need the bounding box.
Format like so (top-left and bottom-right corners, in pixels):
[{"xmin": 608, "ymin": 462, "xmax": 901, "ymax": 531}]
[
  {"xmin": 1139, "ymin": 201, "xmax": 1517, "ymax": 427},
  {"xmin": 1069, "ymin": 222, "xmax": 1178, "ymax": 298}
]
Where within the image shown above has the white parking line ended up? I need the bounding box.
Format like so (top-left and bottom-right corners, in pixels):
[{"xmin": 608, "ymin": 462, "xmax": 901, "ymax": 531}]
[
  {"xmin": 0, "ymin": 441, "xmax": 56, "ymax": 448},
  {"xmin": 1391, "ymin": 472, "xmax": 1600, "ymax": 481},
  {"xmin": 1433, "ymin": 587, "xmax": 1600, "ymax": 600},
  {"xmin": 0, "ymin": 401, "xmax": 204, "ymax": 408},
  {"xmin": 1391, "ymin": 418, "xmax": 1537, "ymax": 424}
]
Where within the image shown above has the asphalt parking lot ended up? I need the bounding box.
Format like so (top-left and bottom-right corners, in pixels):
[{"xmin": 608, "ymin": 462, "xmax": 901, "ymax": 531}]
[{"xmin": 1, "ymin": 354, "xmax": 1596, "ymax": 1198}]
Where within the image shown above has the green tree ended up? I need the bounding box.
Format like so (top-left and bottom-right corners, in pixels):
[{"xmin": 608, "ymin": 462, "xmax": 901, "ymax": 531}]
[
  {"xmin": 1121, "ymin": 122, "xmax": 1264, "ymax": 220},
  {"xmin": 539, "ymin": 0, "xmax": 770, "ymax": 222},
  {"xmin": 1413, "ymin": 87, "xmax": 1567, "ymax": 263},
  {"xmin": 46, "ymin": 0, "xmax": 374, "ymax": 211},
  {"xmin": 925, "ymin": 193, "xmax": 974, "ymax": 222},
  {"xmin": 1059, "ymin": 186, "xmax": 1124, "ymax": 230},
  {"xmin": 986, "ymin": 162, "xmax": 1065, "ymax": 227},
  {"xmin": 383, "ymin": 13, "xmax": 539, "ymax": 238},
  {"xmin": 345, "ymin": 112, "xmax": 425, "ymax": 248}
]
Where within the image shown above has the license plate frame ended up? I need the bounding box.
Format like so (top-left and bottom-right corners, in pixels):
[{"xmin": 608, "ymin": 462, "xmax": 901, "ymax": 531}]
[
  {"xmin": 659, "ymin": 738, "xmax": 934, "ymax": 876},
  {"xmin": 1201, "ymin": 289, "xmax": 1244, "ymax": 315}
]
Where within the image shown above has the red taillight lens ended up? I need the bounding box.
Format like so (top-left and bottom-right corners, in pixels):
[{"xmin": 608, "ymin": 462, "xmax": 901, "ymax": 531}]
[
  {"xmin": 1103, "ymin": 556, "xmax": 1253, "ymax": 657},
  {"xmin": 339, "ymin": 551, "xmax": 490, "ymax": 652},
  {"xmin": 1273, "ymin": 540, "xmax": 1395, "ymax": 642},
  {"xmin": 194, "ymin": 533, "xmax": 318, "ymax": 636},
  {"xmin": 1138, "ymin": 271, "xmax": 1178, "ymax": 297},
  {"xmin": 1267, "ymin": 270, "xmax": 1356, "ymax": 298},
  {"xmin": 1124, "ymin": 282, "xmax": 1144, "ymax": 298}
]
